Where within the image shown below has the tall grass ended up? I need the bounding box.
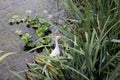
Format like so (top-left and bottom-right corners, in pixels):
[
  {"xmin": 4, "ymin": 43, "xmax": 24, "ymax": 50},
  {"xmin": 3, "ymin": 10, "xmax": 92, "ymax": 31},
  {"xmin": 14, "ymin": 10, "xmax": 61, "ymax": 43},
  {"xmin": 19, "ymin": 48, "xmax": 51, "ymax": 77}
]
[
  {"xmin": 14, "ymin": 0, "xmax": 120, "ymax": 80},
  {"xmin": 59, "ymin": 0, "xmax": 120, "ymax": 79}
]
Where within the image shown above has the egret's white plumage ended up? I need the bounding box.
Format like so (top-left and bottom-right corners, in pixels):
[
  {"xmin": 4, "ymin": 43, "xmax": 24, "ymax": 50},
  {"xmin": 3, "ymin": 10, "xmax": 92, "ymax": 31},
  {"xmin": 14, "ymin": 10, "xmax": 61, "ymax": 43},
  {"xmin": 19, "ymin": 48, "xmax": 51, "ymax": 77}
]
[{"xmin": 50, "ymin": 36, "xmax": 61, "ymax": 57}]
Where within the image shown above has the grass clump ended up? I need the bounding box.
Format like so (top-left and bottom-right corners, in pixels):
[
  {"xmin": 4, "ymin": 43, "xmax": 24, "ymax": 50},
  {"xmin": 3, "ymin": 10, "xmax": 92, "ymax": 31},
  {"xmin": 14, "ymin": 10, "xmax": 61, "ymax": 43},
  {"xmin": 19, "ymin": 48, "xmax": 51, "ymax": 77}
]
[{"xmin": 59, "ymin": 0, "xmax": 120, "ymax": 80}]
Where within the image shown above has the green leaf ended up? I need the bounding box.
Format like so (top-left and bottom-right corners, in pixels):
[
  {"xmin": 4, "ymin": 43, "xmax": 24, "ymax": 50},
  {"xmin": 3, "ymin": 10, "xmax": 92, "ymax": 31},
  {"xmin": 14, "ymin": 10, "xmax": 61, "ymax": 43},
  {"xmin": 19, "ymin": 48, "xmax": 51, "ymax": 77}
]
[
  {"xmin": 21, "ymin": 33, "xmax": 32, "ymax": 43},
  {"xmin": 27, "ymin": 42, "xmax": 35, "ymax": 47},
  {"xmin": 21, "ymin": 36, "xmax": 28, "ymax": 43}
]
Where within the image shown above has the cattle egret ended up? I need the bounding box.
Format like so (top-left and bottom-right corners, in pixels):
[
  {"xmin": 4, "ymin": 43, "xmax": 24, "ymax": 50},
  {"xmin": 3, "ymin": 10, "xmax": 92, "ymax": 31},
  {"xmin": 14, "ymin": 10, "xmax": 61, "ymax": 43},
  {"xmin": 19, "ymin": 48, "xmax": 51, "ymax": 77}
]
[{"xmin": 50, "ymin": 36, "xmax": 62, "ymax": 57}]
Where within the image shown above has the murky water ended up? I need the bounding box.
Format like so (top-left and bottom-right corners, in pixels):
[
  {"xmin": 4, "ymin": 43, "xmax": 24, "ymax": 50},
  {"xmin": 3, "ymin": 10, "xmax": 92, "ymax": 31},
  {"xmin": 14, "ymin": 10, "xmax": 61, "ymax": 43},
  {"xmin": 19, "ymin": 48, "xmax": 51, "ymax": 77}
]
[{"xmin": 0, "ymin": 0, "xmax": 65, "ymax": 79}]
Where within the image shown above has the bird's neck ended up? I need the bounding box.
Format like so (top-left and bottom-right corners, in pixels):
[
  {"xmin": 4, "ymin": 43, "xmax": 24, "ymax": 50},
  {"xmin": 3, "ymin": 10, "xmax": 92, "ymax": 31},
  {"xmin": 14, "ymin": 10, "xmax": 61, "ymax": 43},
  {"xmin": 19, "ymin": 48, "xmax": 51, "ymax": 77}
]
[{"xmin": 55, "ymin": 40, "xmax": 59, "ymax": 48}]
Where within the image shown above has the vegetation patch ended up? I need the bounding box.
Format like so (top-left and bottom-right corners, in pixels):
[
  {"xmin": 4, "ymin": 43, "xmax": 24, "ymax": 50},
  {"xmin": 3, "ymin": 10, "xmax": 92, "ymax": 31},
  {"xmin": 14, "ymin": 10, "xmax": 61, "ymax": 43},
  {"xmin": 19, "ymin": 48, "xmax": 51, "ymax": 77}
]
[
  {"xmin": 9, "ymin": 0, "xmax": 120, "ymax": 80},
  {"xmin": 9, "ymin": 15, "xmax": 52, "ymax": 53}
]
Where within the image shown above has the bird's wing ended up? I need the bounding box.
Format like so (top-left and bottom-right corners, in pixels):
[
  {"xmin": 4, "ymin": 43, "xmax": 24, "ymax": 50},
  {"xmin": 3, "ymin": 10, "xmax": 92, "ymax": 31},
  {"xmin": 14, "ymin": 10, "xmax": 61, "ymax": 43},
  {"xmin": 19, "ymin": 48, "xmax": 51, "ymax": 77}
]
[{"xmin": 50, "ymin": 48, "xmax": 60, "ymax": 57}]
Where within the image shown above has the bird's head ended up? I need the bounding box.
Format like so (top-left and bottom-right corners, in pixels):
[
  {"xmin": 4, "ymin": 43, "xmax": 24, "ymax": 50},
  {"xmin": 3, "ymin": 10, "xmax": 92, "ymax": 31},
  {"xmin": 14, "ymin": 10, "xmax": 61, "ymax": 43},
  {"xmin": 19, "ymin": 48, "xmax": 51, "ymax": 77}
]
[{"xmin": 54, "ymin": 35, "xmax": 61, "ymax": 40}]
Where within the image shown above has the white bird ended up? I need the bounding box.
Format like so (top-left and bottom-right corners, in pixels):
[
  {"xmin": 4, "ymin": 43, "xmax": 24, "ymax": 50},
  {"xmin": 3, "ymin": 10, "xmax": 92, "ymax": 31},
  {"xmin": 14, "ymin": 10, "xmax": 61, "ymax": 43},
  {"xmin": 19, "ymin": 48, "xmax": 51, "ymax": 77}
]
[{"xmin": 50, "ymin": 36, "xmax": 62, "ymax": 57}]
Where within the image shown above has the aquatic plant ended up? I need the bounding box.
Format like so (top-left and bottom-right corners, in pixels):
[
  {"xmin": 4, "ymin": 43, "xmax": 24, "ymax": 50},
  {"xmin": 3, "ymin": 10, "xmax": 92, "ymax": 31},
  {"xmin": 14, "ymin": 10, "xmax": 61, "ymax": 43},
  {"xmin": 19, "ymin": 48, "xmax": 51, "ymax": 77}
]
[{"xmin": 9, "ymin": 15, "xmax": 52, "ymax": 52}]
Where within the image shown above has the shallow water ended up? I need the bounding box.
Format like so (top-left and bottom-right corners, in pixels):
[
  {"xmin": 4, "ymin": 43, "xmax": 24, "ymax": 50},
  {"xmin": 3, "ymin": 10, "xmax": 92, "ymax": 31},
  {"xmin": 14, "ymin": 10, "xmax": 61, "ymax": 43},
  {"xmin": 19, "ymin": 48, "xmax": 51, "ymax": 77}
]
[{"xmin": 0, "ymin": 0, "xmax": 64, "ymax": 79}]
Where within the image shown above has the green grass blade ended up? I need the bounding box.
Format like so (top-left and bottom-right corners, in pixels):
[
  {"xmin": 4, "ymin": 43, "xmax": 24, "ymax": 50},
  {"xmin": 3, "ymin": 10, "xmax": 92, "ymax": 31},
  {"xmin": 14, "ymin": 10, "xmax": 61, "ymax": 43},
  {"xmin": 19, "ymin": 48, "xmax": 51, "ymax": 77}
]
[
  {"xmin": 0, "ymin": 52, "xmax": 16, "ymax": 62},
  {"xmin": 102, "ymin": 51, "xmax": 120, "ymax": 71},
  {"xmin": 63, "ymin": 0, "xmax": 83, "ymax": 23},
  {"xmin": 108, "ymin": 63, "xmax": 120, "ymax": 80},
  {"xmin": 63, "ymin": 65, "xmax": 90, "ymax": 80},
  {"xmin": 9, "ymin": 70, "xmax": 26, "ymax": 80}
]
